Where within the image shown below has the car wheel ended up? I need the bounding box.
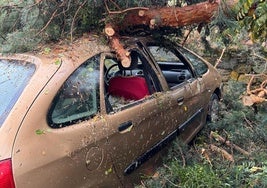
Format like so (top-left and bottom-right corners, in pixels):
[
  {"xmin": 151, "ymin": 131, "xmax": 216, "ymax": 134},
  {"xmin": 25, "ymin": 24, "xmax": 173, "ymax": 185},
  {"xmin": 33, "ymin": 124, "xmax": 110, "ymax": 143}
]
[{"xmin": 207, "ymin": 93, "xmax": 220, "ymax": 123}]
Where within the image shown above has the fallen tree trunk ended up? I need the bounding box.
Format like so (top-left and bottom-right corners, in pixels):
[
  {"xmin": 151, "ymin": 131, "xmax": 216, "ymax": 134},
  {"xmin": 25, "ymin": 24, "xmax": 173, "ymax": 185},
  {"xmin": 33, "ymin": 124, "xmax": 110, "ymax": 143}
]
[
  {"xmin": 105, "ymin": 0, "xmax": 238, "ymax": 37},
  {"xmin": 111, "ymin": 2, "xmax": 218, "ymax": 32},
  {"xmin": 104, "ymin": 0, "xmax": 238, "ymax": 66}
]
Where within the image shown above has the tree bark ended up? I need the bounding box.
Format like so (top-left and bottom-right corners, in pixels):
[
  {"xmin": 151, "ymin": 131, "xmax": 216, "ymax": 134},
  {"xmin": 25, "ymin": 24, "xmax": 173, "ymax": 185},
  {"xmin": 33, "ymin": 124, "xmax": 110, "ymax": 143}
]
[
  {"xmin": 109, "ymin": 35, "xmax": 131, "ymax": 67},
  {"xmin": 120, "ymin": 1, "xmax": 218, "ymax": 30}
]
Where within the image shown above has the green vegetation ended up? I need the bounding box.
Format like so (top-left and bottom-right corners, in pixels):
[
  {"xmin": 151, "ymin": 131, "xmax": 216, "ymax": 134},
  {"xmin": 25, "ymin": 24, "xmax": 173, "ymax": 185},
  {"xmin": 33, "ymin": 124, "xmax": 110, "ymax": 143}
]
[
  {"xmin": 0, "ymin": 0, "xmax": 266, "ymax": 53},
  {"xmin": 237, "ymin": 0, "xmax": 267, "ymax": 42},
  {"xmin": 0, "ymin": 0, "xmax": 166, "ymax": 53},
  {"xmin": 0, "ymin": 0, "xmax": 104, "ymax": 52}
]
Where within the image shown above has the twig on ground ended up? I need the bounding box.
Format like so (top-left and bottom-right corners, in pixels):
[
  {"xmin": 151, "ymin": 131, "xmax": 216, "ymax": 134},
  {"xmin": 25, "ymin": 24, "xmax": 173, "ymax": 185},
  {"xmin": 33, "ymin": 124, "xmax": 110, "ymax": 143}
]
[
  {"xmin": 214, "ymin": 47, "xmax": 226, "ymax": 68},
  {"xmin": 241, "ymin": 112, "xmax": 254, "ymax": 131},
  {"xmin": 140, "ymin": 180, "xmax": 147, "ymax": 188},
  {"xmin": 210, "ymin": 131, "xmax": 250, "ymax": 156},
  {"xmin": 178, "ymin": 146, "xmax": 186, "ymax": 167},
  {"xmin": 243, "ymin": 75, "xmax": 267, "ymax": 106},
  {"xmin": 210, "ymin": 144, "xmax": 234, "ymax": 162},
  {"xmin": 164, "ymin": 176, "xmax": 179, "ymax": 187},
  {"xmin": 201, "ymin": 148, "xmax": 213, "ymax": 166}
]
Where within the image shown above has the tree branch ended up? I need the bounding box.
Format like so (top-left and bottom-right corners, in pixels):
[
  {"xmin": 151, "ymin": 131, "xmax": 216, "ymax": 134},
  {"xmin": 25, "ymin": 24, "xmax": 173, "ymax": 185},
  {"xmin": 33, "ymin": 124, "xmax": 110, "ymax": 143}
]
[
  {"xmin": 210, "ymin": 144, "xmax": 234, "ymax": 162},
  {"xmin": 214, "ymin": 47, "xmax": 226, "ymax": 69},
  {"xmin": 70, "ymin": 0, "xmax": 87, "ymax": 42},
  {"xmin": 210, "ymin": 131, "xmax": 250, "ymax": 156},
  {"xmin": 104, "ymin": 0, "xmax": 148, "ymax": 15},
  {"xmin": 109, "ymin": 35, "xmax": 131, "ymax": 67},
  {"xmin": 36, "ymin": 8, "xmax": 58, "ymax": 36}
]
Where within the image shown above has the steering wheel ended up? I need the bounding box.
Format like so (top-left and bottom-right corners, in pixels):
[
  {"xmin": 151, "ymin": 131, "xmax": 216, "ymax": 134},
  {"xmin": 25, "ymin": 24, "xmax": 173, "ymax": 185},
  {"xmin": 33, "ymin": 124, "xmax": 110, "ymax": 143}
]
[{"xmin": 104, "ymin": 63, "xmax": 119, "ymax": 85}]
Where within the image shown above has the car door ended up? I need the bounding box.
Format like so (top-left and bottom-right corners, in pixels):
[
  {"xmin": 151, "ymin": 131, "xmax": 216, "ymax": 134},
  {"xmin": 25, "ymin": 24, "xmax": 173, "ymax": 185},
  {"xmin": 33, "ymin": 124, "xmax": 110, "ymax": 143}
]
[
  {"xmin": 145, "ymin": 44, "xmax": 206, "ymax": 143},
  {"xmin": 177, "ymin": 46, "xmax": 211, "ymax": 102},
  {"xmin": 101, "ymin": 50, "xmax": 185, "ymax": 183}
]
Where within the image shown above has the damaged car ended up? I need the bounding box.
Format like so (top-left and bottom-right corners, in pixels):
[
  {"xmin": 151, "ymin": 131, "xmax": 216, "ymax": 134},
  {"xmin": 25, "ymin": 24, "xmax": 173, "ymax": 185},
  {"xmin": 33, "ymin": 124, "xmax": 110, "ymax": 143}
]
[{"xmin": 0, "ymin": 35, "xmax": 222, "ymax": 187}]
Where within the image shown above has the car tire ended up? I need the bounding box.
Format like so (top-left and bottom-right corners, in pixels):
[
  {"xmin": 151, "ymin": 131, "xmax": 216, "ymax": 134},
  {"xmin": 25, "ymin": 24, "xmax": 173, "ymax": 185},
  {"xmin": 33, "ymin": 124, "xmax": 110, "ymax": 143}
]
[{"xmin": 207, "ymin": 93, "xmax": 220, "ymax": 123}]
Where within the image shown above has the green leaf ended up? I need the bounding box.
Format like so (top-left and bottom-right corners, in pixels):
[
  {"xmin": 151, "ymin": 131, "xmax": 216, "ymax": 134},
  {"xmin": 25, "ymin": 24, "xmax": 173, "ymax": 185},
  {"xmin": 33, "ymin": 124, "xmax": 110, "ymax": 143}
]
[
  {"xmin": 54, "ymin": 59, "xmax": 61, "ymax": 65},
  {"xmin": 44, "ymin": 47, "xmax": 51, "ymax": 54},
  {"xmin": 35, "ymin": 129, "xmax": 45, "ymax": 135},
  {"xmin": 105, "ymin": 167, "xmax": 112, "ymax": 175}
]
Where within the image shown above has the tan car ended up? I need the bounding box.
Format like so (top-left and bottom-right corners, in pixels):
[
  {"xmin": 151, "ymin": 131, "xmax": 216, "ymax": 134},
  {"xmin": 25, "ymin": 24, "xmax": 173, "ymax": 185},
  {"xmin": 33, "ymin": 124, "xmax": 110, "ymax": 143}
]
[{"xmin": 0, "ymin": 35, "xmax": 222, "ymax": 188}]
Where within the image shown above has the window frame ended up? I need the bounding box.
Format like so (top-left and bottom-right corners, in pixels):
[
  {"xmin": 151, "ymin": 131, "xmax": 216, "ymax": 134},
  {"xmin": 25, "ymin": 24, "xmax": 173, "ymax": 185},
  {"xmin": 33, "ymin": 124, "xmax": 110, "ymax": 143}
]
[{"xmin": 47, "ymin": 54, "xmax": 101, "ymax": 128}]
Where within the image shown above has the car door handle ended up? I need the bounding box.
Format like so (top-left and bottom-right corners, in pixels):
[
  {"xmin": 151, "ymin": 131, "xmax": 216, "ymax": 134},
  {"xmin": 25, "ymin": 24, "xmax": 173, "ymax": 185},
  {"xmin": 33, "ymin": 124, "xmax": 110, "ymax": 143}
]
[
  {"xmin": 177, "ymin": 97, "xmax": 184, "ymax": 105},
  {"xmin": 118, "ymin": 121, "xmax": 133, "ymax": 134}
]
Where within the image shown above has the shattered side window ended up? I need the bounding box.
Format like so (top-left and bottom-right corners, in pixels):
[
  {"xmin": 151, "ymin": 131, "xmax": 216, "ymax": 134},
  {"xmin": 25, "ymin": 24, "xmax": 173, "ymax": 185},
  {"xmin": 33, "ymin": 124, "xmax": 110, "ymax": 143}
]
[
  {"xmin": 148, "ymin": 46, "xmax": 181, "ymax": 62},
  {"xmin": 0, "ymin": 59, "xmax": 35, "ymax": 126},
  {"xmin": 48, "ymin": 54, "xmax": 100, "ymax": 128}
]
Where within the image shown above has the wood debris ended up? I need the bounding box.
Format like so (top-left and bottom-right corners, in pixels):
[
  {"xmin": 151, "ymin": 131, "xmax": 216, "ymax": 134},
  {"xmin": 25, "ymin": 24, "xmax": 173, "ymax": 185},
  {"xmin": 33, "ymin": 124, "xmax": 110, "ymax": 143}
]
[{"xmin": 242, "ymin": 75, "xmax": 267, "ymax": 106}]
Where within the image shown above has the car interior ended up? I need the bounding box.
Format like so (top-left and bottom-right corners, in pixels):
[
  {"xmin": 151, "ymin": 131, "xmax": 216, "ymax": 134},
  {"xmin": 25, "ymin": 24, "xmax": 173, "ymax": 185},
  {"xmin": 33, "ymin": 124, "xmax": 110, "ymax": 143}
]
[
  {"xmin": 104, "ymin": 51, "xmax": 157, "ymax": 111},
  {"xmin": 157, "ymin": 62, "xmax": 193, "ymax": 87},
  {"xmin": 104, "ymin": 47, "xmax": 195, "ymax": 112}
]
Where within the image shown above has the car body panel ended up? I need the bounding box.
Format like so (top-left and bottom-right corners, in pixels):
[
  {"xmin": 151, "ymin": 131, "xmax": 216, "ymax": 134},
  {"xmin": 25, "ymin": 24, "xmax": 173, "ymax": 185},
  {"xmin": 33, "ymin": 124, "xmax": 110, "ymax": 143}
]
[
  {"xmin": 12, "ymin": 111, "xmax": 119, "ymax": 187},
  {"xmin": 105, "ymin": 93, "xmax": 182, "ymax": 179},
  {"xmin": 177, "ymin": 79, "xmax": 206, "ymax": 142}
]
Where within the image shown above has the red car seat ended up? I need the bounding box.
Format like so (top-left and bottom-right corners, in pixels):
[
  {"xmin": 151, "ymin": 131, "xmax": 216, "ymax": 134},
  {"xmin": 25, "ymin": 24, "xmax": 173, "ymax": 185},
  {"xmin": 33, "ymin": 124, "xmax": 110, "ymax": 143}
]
[{"xmin": 108, "ymin": 76, "xmax": 149, "ymax": 100}]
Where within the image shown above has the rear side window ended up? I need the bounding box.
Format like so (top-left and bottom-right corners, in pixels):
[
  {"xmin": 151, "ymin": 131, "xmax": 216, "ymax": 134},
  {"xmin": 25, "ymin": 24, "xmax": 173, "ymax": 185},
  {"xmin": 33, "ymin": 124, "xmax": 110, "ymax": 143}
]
[
  {"xmin": 147, "ymin": 46, "xmax": 193, "ymax": 88},
  {"xmin": 48, "ymin": 54, "xmax": 100, "ymax": 128},
  {"xmin": 0, "ymin": 59, "xmax": 35, "ymax": 126},
  {"xmin": 178, "ymin": 47, "xmax": 208, "ymax": 76}
]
